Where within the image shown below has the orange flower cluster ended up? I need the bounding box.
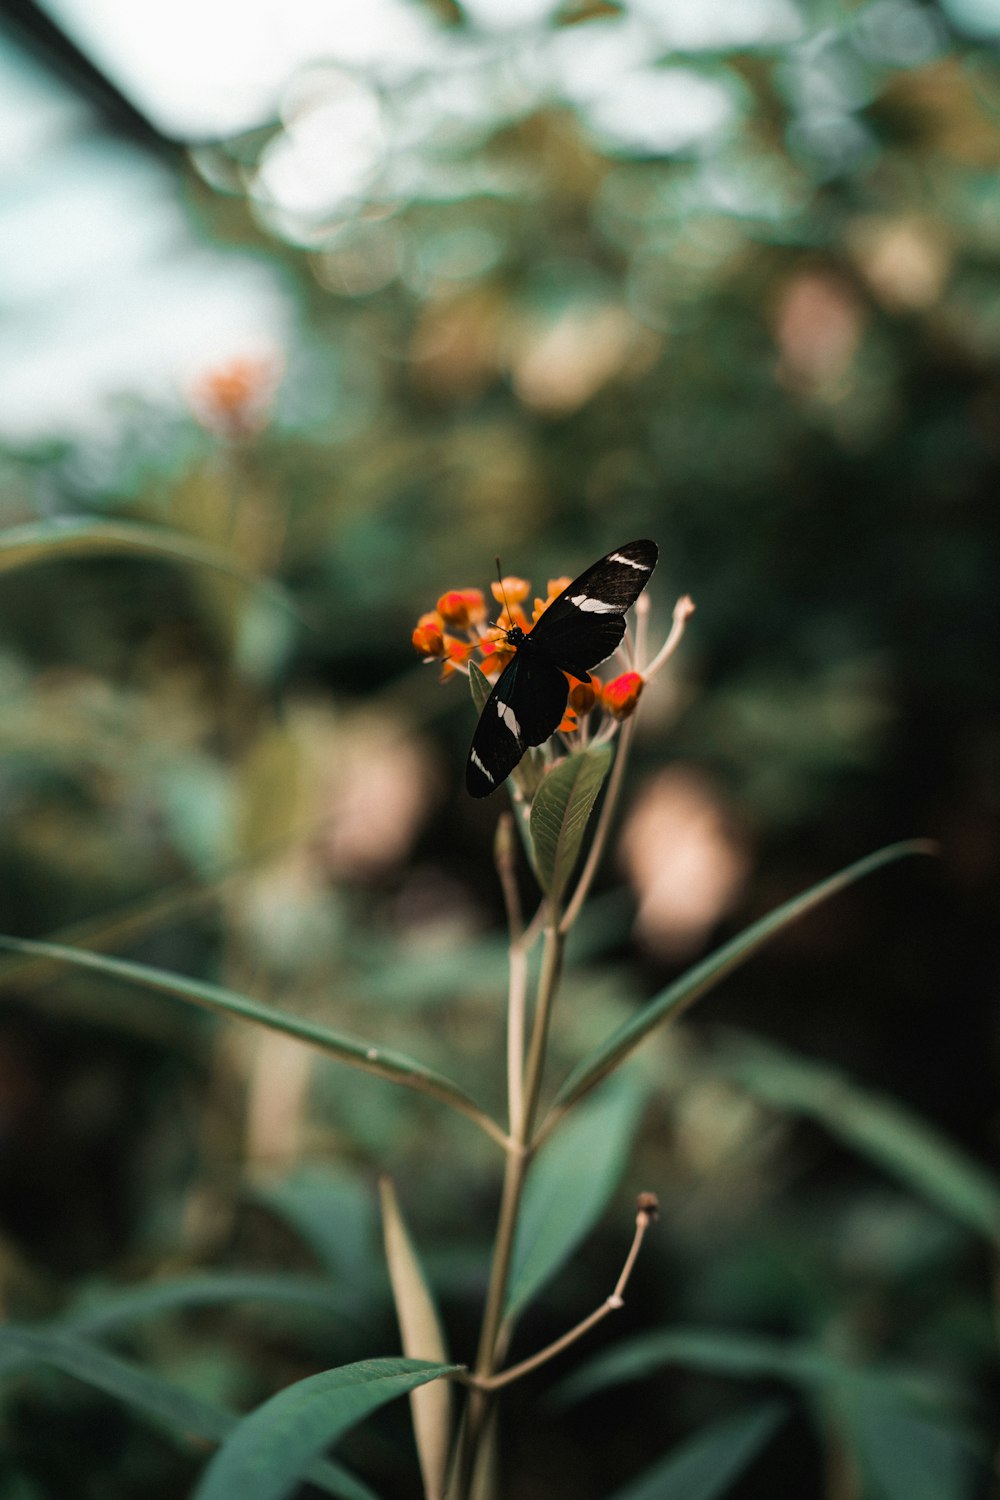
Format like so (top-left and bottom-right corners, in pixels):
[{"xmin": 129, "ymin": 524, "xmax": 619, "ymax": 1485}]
[{"xmin": 412, "ymin": 568, "xmax": 645, "ymax": 735}]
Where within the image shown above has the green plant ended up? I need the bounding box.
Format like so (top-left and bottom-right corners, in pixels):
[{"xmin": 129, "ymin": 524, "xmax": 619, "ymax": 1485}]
[{"xmin": 0, "ymin": 534, "xmax": 981, "ymax": 1500}]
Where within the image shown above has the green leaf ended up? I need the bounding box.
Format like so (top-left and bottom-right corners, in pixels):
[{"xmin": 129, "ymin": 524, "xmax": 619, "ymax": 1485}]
[
  {"xmin": 607, "ymin": 1402, "xmax": 786, "ymax": 1500},
  {"xmin": 250, "ymin": 1166, "xmax": 378, "ymax": 1285},
  {"xmin": 379, "ymin": 1179, "xmax": 452, "ymax": 1500},
  {"xmin": 835, "ymin": 1383, "xmax": 982, "ymax": 1500},
  {"xmin": 0, "ymin": 520, "xmax": 298, "ymax": 618},
  {"xmin": 0, "ymin": 1326, "xmax": 377, "ymax": 1500},
  {"xmin": 505, "ymin": 1076, "xmax": 645, "ymax": 1318},
  {"xmin": 549, "ymin": 841, "xmax": 936, "ymax": 1117},
  {"xmin": 192, "ymin": 1358, "xmax": 460, "ymax": 1500},
  {"xmin": 553, "ymin": 1327, "xmax": 961, "ymax": 1411},
  {"xmin": 0, "ymin": 935, "xmax": 504, "ymax": 1146},
  {"xmin": 529, "ymin": 746, "xmax": 612, "ymax": 901},
  {"xmin": 713, "ymin": 1033, "xmax": 1000, "ymax": 1243},
  {"xmin": 555, "ymin": 1327, "xmax": 843, "ymax": 1405},
  {"xmin": 469, "ymin": 660, "xmax": 493, "ymax": 715},
  {"xmin": 60, "ymin": 1273, "xmax": 356, "ymax": 1337}
]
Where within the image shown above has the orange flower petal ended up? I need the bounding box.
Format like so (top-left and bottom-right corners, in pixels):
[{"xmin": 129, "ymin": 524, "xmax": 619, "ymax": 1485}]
[
  {"xmin": 567, "ymin": 672, "xmax": 601, "ymax": 714},
  {"xmin": 437, "ymin": 588, "xmax": 487, "ymax": 628},
  {"xmin": 491, "ymin": 575, "xmax": 531, "ymax": 606},
  {"xmin": 412, "ymin": 614, "xmax": 446, "ymax": 657},
  {"xmin": 479, "ymin": 638, "xmax": 515, "ymax": 675}
]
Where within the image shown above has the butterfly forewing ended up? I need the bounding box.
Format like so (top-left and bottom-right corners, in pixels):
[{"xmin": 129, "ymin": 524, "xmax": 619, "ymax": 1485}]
[
  {"xmin": 466, "ymin": 539, "xmax": 658, "ymax": 797},
  {"xmin": 533, "ymin": 612, "xmax": 626, "ymax": 680},
  {"xmin": 533, "ymin": 539, "xmax": 659, "ymax": 671}
]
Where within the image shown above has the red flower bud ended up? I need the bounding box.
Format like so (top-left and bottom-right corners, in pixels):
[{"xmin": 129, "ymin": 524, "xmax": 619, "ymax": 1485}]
[
  {"xmin": 603, "ymin": 671, "xmax": 644, "ymax": 719},
  {"xmin": 567, "ymin": 673, "xmax": 601, "ymax": 714}
]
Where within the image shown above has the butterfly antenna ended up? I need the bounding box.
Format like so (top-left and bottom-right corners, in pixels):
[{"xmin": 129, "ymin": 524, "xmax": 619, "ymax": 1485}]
[{"xmin": 495, "ymin": 556, "xmax": 512, "ymax": 625}]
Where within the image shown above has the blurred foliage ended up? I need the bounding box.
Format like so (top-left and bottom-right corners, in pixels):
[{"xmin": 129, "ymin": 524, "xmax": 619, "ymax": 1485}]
[{"xmin": 0, "ymin": 0, "xmax": 998, "ymax": 1495}]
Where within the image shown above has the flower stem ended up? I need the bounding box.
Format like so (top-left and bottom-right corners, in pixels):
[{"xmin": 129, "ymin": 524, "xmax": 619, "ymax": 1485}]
[
  {"xmin": 643, "ymin": 594, "xmax": 695, "ymax": 680},
  {"xmin": 473, "ymin": 1194, "xmax": 658, "ymax": 1392},
  {"xmin": 475, "ymin": 917, "xmax": 563, "ymax": 1372},
  {"xmin": 456, "ymin": 912, "xmax": 565, "ymax": 1497},
  {"xmin": 559, "ymin": 714, "xmax": 637, "ymax": 935}
]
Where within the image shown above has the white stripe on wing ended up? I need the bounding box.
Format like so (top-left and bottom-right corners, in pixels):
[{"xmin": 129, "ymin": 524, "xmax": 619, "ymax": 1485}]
[
  {"xmin": 495, "ymin": 699, "xmax": 522, "ymax": 740},
  {"xmin": 568, "ymin": 594, "xmax": 618, "ymax": 613},
  {"xmin": 470, "ymin": 749, "xmax": 494, "ymax": 782}
]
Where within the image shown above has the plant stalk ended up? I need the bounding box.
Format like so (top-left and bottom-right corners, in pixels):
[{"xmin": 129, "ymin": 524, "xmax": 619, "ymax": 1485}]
[{"xmin": 456, "ymin": 913, "xmax": 565, "ymax": 1497}]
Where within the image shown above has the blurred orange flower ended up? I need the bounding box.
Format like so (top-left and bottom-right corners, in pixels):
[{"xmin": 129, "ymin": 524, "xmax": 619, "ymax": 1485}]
[{"xmin": 189, "ymin": 354, "xmax": 281, "ymax": 438}]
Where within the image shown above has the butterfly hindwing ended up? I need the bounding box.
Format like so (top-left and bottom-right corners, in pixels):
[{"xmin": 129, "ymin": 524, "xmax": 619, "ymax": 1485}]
[
  {"xmin": 466, "ymin": 654, "xmax": 569, "ymax": 798},
  {"xmin": 466, "ymin": 539, "xmax": 658, "ymax": 796}
]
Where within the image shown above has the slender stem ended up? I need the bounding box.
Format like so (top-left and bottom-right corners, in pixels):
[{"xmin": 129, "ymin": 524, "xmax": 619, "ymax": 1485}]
[
  {"xmin": 643, "ymin": 594, "xmax": 695, "ymax": 680},
  {"xmin": 494, "ymin": 814, "xmax": 523, "ymax": 944},
  {"xmin": 475, "ymin": 918, "xmax": 564, "ymax": 1371},
  {"xmin": 456, "ymin": 913, "xmax": 565, "ymax": 1498},
  {"xmin": 495, "ymin": 814, "xmax": 527, "ymax": 1131},
  {"xmin": 472, "ymin": 1196, "xmax": 658, "ymax": 1392},
  {"xmin": 559, "ymin": 713, "xmax": 637, "ymax": 935},
  {"xmin": 505, "ymin": 894, "xmax": 548, "ymax": 1128},
  {"xmin": 633, "ymin": 590, "xmax": 650, "ymax": 668},
  {"xmin": 506, "ymin": 945, "xmax": 528, "ymax": 1134},
  {"xmin": 483, "ymin": 1303, "xmax": 612, "ymax": 1391},
  {"xmin": 519, "ymin": 917, "xmax": 565, "ymax": 1143},
  {"xmin": 558, "ymin": 590, "xmax": 688, "ymax": 937}
]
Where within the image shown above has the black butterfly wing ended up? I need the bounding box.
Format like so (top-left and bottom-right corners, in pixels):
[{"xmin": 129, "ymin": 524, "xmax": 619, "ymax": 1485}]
[
  {"xmin": 466, "ymin": 653, "xmax": 570, "ymax": 797},
  {"xmin": 531, "ymin": 539, "xmax": 658, "ymax": 677}
]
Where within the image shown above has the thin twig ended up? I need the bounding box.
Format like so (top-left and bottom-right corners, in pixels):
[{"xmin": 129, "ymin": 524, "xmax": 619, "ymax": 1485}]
[
  {"xmin": 471, "ymin": 1194, "xmax": 659, "ymax": 1392},
  {"xmin": 559, "ymin": 713, "xmax": 637, "ymax": 935},
  {"xmin": 643, "ymin": 595, "xmax": 695, "ymax": 681}
]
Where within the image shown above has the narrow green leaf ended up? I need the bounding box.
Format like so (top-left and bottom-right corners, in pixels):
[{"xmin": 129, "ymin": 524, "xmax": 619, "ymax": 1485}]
[
  {"xmin": 0, "ymin": 520, "xmax": 298, "ymax": 617},
  {"xmin": 0, "ymin": 935, "xmax": 503, "ymax": 1145},
  {"xmin": 250, "ymin": 1166, "xmax": 378, "ymax": 1285},
  {"xmin": 0, "ymin": 1326, "xmax": 377, "ymax": 1500},
  {"xmin": 469, "ymin": 661, "xmax": 493, "ymax": 715},
  {"xmin": 834, "ymin": 1383, "xmax": 982, "ymax": 1500},
  {"xmin": 550, "ymin": 841, "xmax": 936, "ymax": 1116},
  {"xmin": 529, "ymin": 747, "xmax": 612, "ymax": 901},
  {"xmin": 713, "ymin": 1033, "xmax": 1000, "ymax": 1243},
  {"xmin": 380, "ymin": 1179, "xmax": 452, "ymax": 1500},
  {"xmin": 192, "ymin": 1358, "xmax": 460, "ymax": 1500},
  {"xmin": 505, "ymin": 1077, "xmax": 645, "ymax": 1318},
  {"xmin": 555, "ymin": 1328, "xmax": 844, "ymax": 1406},
  {"xmin": 553, "ymin": 1327, "xmax": 960, "ymax": 1412},
  {"xmin": 607, "ymin": 1402, "xmax": 786, "ymax": 1500},
  {"xmin": 60, "ymin": 1273, "xmax": 355, "ymax": 1337},
  {"xmin": 0, "ymin": 1324, "xmax": 233, "ymax": 1438}
]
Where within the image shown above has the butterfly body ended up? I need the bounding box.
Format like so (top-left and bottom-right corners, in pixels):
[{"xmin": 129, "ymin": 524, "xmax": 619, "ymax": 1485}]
[{"xmin": 466, "ymin": 539, "xmax": 658, "ymax": 797}]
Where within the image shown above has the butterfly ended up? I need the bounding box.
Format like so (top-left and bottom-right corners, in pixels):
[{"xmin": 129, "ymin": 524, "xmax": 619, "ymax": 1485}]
[{"xmin": 466, "ymin": 539, "xmax": 658, "ymax": 797}]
